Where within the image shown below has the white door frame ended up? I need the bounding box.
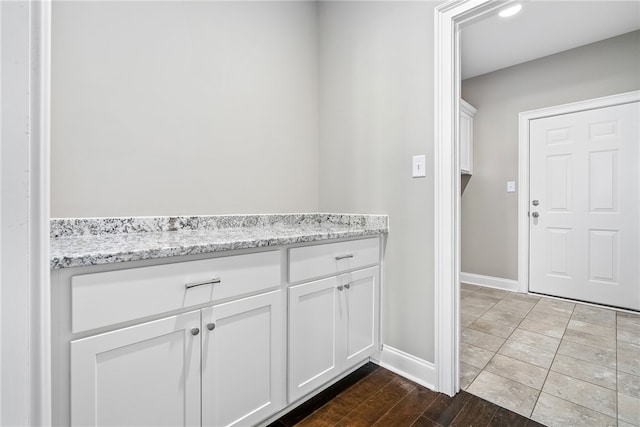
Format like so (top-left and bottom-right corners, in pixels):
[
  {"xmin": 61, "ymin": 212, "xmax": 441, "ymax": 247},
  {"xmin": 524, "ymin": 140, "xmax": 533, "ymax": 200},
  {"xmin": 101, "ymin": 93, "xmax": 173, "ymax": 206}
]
[
  {"xmin": 433, "ymin": 0, "xmax": 508, "ymax": 396},
  {"xmin": 0, "ymin": 0, "xmax": 51, "ymax": 424},
  {"xmin": 517, "ymin": 90, "xmax": 640, "ymax": 294}
]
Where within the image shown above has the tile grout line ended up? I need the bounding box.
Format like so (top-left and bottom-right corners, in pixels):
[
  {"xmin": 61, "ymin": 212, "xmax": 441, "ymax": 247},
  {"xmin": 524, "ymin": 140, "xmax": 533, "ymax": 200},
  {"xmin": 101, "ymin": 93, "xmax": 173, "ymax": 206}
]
[
  {"xmin": 464, "ymin": 289, "xmax": 545, "ymax": 417},
  {"xmin": 480, "ymin": 293, "xmax": 544, "ymax": 418},
  {"xmin": 534, "ymin": 305, "xmax": 623, "ymax": 424},
  {"xmin": 549, "ymin": 353, "xmax": 619, "ymax": 390},
  {"xmin": 467, "ymin": 289, "xmax": 616, "ymax": 420},
  {"xmin": 527, "ymin": 299, "xmax": 576, "ymax": 422},
  {"xmin": 464, "ymin": 285, "xmax": 639, "ymax": 425},
  {"xmin": 460, "ymin": 285, "xmax": 503, "ymax": 388}
]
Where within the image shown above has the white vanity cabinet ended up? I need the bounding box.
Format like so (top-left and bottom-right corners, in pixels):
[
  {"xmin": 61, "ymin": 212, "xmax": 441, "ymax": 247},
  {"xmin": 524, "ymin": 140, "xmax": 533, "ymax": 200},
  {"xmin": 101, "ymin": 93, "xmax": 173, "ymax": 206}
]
[
  {"xmin": 52, "ymin": 235, "xmax": 383, "ymax": 427},
  {"xmin": 56, "ymin": 250, "xmax": 285, "ymax": 427},
  {"xmin": 287, "ymin": 238, "xmax": 381, "ymax": 402},
  {"xmin": 460, "ymin": 99, "xmax": 477, "ymax": 175}
]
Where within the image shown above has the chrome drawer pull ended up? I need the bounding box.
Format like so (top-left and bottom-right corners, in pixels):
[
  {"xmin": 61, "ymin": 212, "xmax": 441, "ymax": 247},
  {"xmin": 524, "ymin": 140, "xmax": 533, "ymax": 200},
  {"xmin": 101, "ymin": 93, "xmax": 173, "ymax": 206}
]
[
  {"xmin": 185, "ymin": 278, "xmax": 221, "ymax": 289},
  {"xmin": 335, "ymin": 254, "xmax": 354, "ymax": 261}
]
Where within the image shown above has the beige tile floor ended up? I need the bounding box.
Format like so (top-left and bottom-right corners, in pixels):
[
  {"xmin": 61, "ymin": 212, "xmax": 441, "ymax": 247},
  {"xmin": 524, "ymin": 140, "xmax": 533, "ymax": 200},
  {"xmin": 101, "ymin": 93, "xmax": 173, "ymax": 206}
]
[{"xmin": 460, "ymin": 283, "xmax": 640, "ymax": 427}]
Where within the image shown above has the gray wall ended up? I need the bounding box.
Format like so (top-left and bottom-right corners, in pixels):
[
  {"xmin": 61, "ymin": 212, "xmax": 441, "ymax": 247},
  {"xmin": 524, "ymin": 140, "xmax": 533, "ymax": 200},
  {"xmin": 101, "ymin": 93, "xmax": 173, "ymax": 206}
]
[
  {"xmin": 55, "ymin": 1, "xmax": 637, "ymax": 367},
  {"xmin": 51, "ymin": 1, "xmax": 320, "ymax": 217},
  {"xmin": 51, "ymin": 0, "xmax": 440, "ymax": 364},
  {"xmin": 461, "ymin": 31, "xmax": 640, "ymax": 280},
  {"xmin": 318, "ymin": 1, "xmax": 436, "ymax": 362}
]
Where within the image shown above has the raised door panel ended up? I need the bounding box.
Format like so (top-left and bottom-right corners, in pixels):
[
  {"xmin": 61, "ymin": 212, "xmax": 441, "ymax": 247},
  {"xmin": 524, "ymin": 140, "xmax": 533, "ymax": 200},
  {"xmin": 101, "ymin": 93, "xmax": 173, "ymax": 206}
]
[
  {"xmin": 341, "ymin": 267, "xmax": 379, "ymax": 371},
  {"xmin": 70, "ymin": 311, "xmax": 201, "ymax": 427},
  {"xmin": 288, "ymin": 277, "xmax": 340, "ymax": 402},
  {"xmin": 201, "ymin": 291, "xmax": 284, "ymax": 427}
]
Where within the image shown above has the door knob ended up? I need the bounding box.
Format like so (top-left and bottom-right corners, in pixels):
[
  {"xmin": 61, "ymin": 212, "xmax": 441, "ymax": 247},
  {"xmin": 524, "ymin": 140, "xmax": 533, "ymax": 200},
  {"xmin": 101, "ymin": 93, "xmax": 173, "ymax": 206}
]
[
  {"xmin": 532, "ymin": 200, "xmax": 539, "ymax": 206},
  {"xmin": 191, "ymin": 328, "xmax": 200, "ymax": 336},
  {"xmin": 207, "ymin": 323, "xmax": 216, "ymax": 331},
  {"xmin": 531, "ymin": 212, "xmax": 539, "ymax": 218}
]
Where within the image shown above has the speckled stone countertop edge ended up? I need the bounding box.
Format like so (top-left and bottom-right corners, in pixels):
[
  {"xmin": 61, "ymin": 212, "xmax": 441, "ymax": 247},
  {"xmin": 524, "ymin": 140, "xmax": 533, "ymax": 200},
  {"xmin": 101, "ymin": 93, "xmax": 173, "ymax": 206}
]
[
  {"xmin": 50, "ymin": 214, "xmax": 388, "ymax": 270},
  {"xmin": 50, "ymin": 213, "xmax": 387, "ymax": 237}
]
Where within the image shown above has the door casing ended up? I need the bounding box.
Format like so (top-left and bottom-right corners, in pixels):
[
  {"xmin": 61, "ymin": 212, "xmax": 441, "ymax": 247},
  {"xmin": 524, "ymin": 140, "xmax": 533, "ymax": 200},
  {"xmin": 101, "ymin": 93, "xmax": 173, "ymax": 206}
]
[
  {"xmin": 435, "ymin": 0, "xmax": 638, "ymax": 397},
  {"xmin": 434, "ymin": 0, "xmax": 509, "ymax": 397}
]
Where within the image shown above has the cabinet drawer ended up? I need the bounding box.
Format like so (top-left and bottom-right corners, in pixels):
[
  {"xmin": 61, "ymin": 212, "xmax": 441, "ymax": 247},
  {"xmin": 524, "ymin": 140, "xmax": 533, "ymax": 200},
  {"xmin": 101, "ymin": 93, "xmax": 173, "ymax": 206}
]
[
  {"xmin": 288, "ymin": 237, "xmax": 379, "ymax": 283},
  {"xmin": 71, "ymin": 250, "xmax": 281, "ymax": 333}
]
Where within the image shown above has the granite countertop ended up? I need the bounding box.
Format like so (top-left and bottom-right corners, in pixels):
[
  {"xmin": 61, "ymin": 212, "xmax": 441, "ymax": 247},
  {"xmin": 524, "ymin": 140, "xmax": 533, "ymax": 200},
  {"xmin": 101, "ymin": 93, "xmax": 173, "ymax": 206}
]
[{"xmin": 50, "ymin": 213, "xmax": 388, "ymax": 269}]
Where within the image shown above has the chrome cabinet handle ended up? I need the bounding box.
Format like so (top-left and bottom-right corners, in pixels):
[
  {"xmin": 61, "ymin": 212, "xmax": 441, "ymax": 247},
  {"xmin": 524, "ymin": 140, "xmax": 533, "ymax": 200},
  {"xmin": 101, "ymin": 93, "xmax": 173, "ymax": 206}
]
[
  {"xmin": 532, "ymin": 200, "xmax": 539, "ymax": 206},
  {"xmin": 206, "ymin": 323, "xmax": 216, "ymax": 331},
  {"xmin": 532, "ymin": 212, "xmax": 539, "ymax": 218},
  {"xmin": 185, "ymin": 278, "xmax": 221, "ymax": 289},
  {"xmin": 191, "ymin": 328, "xmax": 200, "ymax": 336},
  {"xmin": 335, "ymin": 254, "xmax": 354, "ymax": 261},
  {"xmin": 337, "ymin": 285, "xmax": 344, "ymax": 291},
  {"xmin": 344, "ymin": 283, "xmax": 351, "ymax": 290}
]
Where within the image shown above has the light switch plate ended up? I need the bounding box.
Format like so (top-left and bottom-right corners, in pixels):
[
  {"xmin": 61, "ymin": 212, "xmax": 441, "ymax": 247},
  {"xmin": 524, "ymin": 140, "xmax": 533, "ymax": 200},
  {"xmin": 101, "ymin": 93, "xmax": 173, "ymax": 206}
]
[
  {"xmin": 507, "ymin": 181, "xmax": 516, "ymax": 193},
  {"xmin": 412, "ymin": 155, "xmax": 426, "ymax": 178}
]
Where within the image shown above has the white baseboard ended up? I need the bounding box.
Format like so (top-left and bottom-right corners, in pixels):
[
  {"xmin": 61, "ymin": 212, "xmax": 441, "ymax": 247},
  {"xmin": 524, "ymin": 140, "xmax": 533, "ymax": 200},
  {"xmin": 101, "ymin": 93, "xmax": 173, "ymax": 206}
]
[
  {"xmin": 460, "ymin": 272, "xmax": 519, "ymax": 292},
  {"xmin": 373, "ymin": 345, "xmax": 436, "ymax": 391}
]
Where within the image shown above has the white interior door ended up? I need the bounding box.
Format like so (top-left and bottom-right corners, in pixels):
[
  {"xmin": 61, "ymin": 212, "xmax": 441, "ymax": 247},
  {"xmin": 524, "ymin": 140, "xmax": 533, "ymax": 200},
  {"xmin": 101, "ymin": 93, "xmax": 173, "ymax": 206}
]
[{"xmin": 529, "ymin": 101, "xmax": 640, "ymax": 310}]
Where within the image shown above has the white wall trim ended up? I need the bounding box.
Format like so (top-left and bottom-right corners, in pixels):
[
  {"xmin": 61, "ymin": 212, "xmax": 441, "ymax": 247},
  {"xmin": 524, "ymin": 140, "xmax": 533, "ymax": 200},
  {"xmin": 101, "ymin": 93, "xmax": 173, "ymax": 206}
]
[
  {"xmin": 433, "ymin": 0, "xmax": 506, "ymax": 397},
  {"xmin": 460, "ymin": 272, "xmax": 518, "ymax": 292},
  {"xmin": 0, "ymin": 1, "xmax": 51, "ymax": 424},
  {"xmin": 375, "ymin": 345, "xmax": 436, "ymax": 391},
  {"xmin": 517, "ymin": 90, "xmax": 640, "ymax": 296},
  {"xmin": 33, "ymin": 1, "xmax": 52, "ymax": 424}
]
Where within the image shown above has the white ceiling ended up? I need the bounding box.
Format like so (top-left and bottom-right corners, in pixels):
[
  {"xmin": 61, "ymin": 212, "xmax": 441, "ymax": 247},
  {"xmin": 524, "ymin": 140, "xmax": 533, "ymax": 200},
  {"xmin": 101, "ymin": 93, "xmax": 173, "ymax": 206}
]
[{"xmin": 461, "ymin": 0, "xmax": 640, "ymax": 80}]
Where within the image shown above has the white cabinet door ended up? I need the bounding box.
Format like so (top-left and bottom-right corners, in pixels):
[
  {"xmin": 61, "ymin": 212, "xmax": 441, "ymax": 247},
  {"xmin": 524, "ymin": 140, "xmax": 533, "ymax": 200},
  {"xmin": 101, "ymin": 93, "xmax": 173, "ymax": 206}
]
[
  {"xmin": 288, "ymin": 277, "xmax": 340, "ymax": 402},
  {"xmin": 201, "ymin": 291, "xmax": 285, "ymax": 427},
  {"xmin": 341, "ymin": 267, "xmax": 379, "ymax": 371},
  {"xmin": 71, "ymin": 311, "xmax": 201, "ymax": 427},
  {"xmin": 529, "ymin": 101, "xmax": 640, "ymax": 310},
  {"xmin": 288, "ymin": 267, "xmax": 380, "ymax": 402}
]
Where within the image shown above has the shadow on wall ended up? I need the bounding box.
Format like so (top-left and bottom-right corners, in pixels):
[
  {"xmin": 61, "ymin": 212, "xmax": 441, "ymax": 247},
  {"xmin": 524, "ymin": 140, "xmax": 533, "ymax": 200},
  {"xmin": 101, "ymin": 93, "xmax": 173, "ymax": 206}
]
[{"xmin": 461, "ymin": 175, "xmax": 472, "ymax": 194}]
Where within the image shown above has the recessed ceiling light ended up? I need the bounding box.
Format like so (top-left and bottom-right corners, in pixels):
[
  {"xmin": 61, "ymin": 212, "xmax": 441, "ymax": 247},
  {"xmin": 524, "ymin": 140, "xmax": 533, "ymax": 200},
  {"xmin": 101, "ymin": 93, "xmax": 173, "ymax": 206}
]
[{"xmin": 498, "ymin": 3, "xmax": 522, "ymax": 18}]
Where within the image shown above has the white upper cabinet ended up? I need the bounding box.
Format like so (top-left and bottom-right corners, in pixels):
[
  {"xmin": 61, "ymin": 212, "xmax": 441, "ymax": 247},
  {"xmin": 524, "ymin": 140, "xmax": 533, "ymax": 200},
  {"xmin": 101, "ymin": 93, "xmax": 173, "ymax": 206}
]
[{"xmin": 460, "ymin": 99, "xmax": 477, "ymax": 175}]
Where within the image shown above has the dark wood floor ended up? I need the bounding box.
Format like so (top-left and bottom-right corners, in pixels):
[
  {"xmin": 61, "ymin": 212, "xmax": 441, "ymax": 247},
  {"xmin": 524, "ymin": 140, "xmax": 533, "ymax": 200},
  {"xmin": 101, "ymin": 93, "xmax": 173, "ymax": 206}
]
[{"xmin": 269, "ymin": 363, "xmax": 547, "ymax": 427}]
